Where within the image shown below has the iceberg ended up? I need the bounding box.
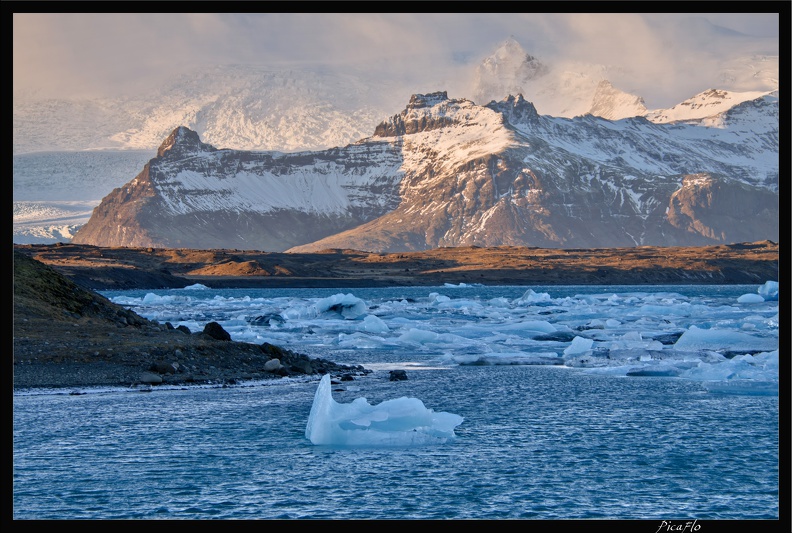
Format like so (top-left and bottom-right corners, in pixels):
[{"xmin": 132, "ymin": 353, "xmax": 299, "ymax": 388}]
[
  {"xmin": 305, "ymin": 375, "xmax": 464, "ymax": 447},
  {"xmin": 315, "ymin": 293, "xmax": 368, "ymax": 319},
  {"xmin": 758, "ymin": 280, "xmax": 779, "ymax": 301}
]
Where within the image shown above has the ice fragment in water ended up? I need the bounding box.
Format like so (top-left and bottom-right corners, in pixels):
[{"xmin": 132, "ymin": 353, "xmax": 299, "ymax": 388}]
[
  {"xmin": 305, "ymin": 375, "xmax": 463, "ymax": 447},
  {"xmin": 757, "ymin": 280, "xmax": 778, "ymax": 301}
]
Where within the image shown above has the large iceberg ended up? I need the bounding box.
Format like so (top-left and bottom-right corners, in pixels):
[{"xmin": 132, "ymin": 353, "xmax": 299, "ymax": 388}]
[{"xmin": 305, "ymin": 375, "xmax": 464, "ymax": 447}]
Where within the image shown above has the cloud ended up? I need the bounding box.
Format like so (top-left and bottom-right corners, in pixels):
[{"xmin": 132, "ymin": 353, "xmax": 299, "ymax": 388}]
[{"xmin": 13, "ymin": 12, "xmax": 780, "ymax": 107}]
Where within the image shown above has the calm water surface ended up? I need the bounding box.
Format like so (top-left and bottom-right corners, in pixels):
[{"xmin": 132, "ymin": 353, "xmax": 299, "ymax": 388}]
[{"xmin": 14, "ymin": 366, "xmax": 778, "ymax": 520}]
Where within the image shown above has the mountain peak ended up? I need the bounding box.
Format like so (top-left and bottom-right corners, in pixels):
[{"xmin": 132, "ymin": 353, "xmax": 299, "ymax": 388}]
[
  {"xmin": 373, "ymin": 92, "xmax": 462, "ymax": 137},
  {"xmin": 406, "ymin": 91, "xmax": 449, "ymax": 110},
  {"xmin": 485, "ymin": 37, "xmax": 547, "ymax": 74},
  {"xmin": 473, "ymin": 38, "xmax": 549, "ymax": 105},
  {"xmin": 486, "ymin": 94, "xmax": 540, "ymax": 124},
  {"xmin": 157, "ymin": 126, "xmax": 217, "ymax": 158},
  {"xmin": 495, "ymin": 36, "xmax": 524, "ymax": 54},
  {"xmin": 587, "ymin": 80, "xmax": 647, "ymax": 120}
]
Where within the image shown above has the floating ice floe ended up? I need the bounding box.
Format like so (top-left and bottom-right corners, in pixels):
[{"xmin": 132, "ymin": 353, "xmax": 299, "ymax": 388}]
[
  {"xmin": 305, "ymin": 375, "xmax": 464, "ymax": 447},
  {"xmin": 737, "ymin": 293, "xmax": 765, "ymax": 303},
  {"xmin": 516, "ymin": 288, "xmax": 552, "ymax": 304},
  {"xmin": 673, "ymin": 325, "xmax": 778, "ymax": 352},
  {"xmin": 564, "ymin": 336, "xmax": 594, "ymax": 355},
  {"xmin": 683, "ymin": 349, "xmax": 779, "ymax": 395},
  {"xmin": 758, "ymin": 280, "xmax": 779, "ymax": 301}
]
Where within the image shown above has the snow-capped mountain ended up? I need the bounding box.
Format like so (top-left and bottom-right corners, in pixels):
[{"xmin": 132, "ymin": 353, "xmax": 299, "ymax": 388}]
[
  {"xmin": 72, "ymin": 90, "xmax": 778, "ymax": 253},
  {"xmin": 645, "ymin": 88, "xmax": 776, "ymax": 124},
  {"xmin": 71, "ymin": 126, "xmax": 405, "ymax": 251},
  {"xmin": 472, "ymin": 36, "xmax": 661, "ymax": 120},
  {"xmin": 13, "ymin": 37, "xmax": 780, "ymax": 246}
]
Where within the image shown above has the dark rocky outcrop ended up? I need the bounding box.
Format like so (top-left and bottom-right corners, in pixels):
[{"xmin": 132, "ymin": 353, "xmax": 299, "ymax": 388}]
[
  {"xmin": 13, "ymin": 250, "xmax": 369, "ymax": 389},
  {"xmin": 389, "ymin": 370, "xmax": 408, "ymax": 381},
  {"xmin": 373, "ymin": 92, "xmax": 459, "ymax": 136},
  {"xmin": 203, "ymin": 321, "xmax": 232, "ymax": 341},
  {"xmin": 666, "ymin": 173, "xmax": 779, "ymax": 244}
]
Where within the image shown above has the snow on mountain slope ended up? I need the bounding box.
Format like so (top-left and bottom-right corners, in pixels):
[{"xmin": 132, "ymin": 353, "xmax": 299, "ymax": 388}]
[
  {"xmin": 288, "ymin": 91, "xmax": 777, "ymax": 252},
  {"xmin": 716, "ymin": 54, "xmax": 779, "ymax": 93},
  {"xmin": 645, "ymin": 88, "xmax": 776, "ymax": 124},
  {"xmin": 506, "ymin": 93, "xmax": 778, "ymax": 188},
  {"xmin": 71, "ymin": 126, "xmax": 406, "ymax": 251},
  {"xmin": 588, "ymin": 80, "xmax": 648, "ymax": 120},
  {"xmin": 69, "ymin": 90, "xmax": 777, "ymax": 253}
]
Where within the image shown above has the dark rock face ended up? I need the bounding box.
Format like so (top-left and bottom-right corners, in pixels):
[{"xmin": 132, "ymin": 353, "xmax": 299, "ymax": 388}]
[
  {"xmin": 666, "ymin": 174, "xmax": 779, "ymax": 243},
  {"xmin": 486, "ymin": 93, "xmax": 540, "ymax": 125},
  {"xmin": 157, "ymin": 126, "xmax": 217, "ymax": 158},
  {"xmin": 373, "ymin": 91, "xmax": 459, "ymax": 136}
]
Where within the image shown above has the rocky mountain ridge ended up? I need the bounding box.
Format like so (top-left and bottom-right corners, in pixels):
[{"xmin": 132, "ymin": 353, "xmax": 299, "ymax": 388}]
[
  {"xmin": 14, "ymin": 37, "xmax": 779, "ymax": 246},
  {"xmin": 72, "ymin": 89, "xmax": 778, "ymax": 253}
]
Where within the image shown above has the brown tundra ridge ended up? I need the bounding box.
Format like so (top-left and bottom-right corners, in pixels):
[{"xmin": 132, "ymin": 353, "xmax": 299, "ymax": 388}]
[{"xmin": 13, "ymin": 240, "xmax": 780, "ymax": 290}]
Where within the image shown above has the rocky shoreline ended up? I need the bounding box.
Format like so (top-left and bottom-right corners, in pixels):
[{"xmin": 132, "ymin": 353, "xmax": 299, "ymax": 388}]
[{"xmin": 13, "ymin": 251, "xmax": 368, "ymax": 391}]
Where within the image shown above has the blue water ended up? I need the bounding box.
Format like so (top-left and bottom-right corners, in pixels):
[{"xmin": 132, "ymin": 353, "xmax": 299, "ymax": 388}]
[{"xmin": 13, "ymin": 284, "xmax": 780, "ymax": 520}]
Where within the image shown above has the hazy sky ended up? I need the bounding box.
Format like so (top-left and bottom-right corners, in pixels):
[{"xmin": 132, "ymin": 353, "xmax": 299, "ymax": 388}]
[{"xmin": 12, "ymin": 12, "xmax": 781, "ymax": 109}]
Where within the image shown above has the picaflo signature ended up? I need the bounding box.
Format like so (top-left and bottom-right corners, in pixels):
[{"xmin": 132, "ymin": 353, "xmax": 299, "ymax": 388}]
[{"xmin": 656, "ymin": 520, "xmax": 701, "ymax": 533}]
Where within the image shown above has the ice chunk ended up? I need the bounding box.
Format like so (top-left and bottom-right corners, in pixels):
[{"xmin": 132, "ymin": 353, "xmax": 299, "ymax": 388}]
[
  {"xmin": 737, "ymin": 293, "xmax": 765, "ymax": 303},
  {"xmin": 360, "ymin": 314, "xmax": 389, "ymax": 333},
  {"xmin": 758, "ymin": 280, "xmax": 779, "ymax": 301},
  {"xmin": 517, "ymin": 289, "xmax": 552, "ymax": 304},
  {"xmin": 182, "ymin": 283, "xmax": 210, "ymax": 290},
  {"xmin": 315, "ymin": 293, "xmax": 368, "ymax": 319},
  {"xmin": 673, "ymin": 325, "xmax": 778, "ymax": 352},
  {"xmin": 564, "ymin": 336, "xmax": 594, "ymax": 355},
  {"xmin": 305, "ymin": 375, "xmax": 464, "ymax": 447}
]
